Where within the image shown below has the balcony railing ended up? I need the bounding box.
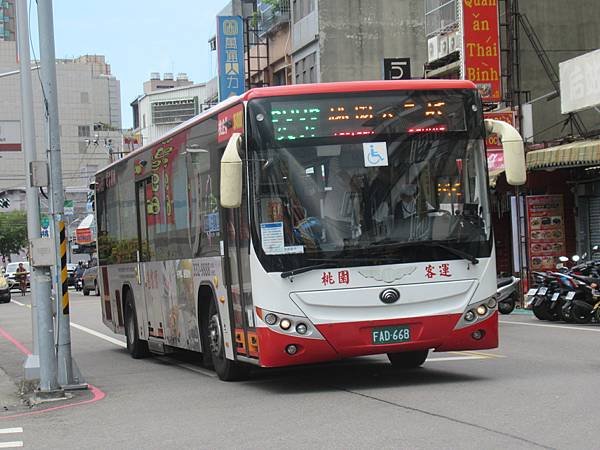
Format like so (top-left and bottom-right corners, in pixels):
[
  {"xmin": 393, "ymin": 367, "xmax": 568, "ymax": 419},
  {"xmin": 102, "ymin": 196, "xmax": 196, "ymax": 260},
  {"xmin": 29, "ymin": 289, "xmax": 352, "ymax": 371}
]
[{"xmin": 259, "ymin": 0, "xmax": 290, "ymax": 35}]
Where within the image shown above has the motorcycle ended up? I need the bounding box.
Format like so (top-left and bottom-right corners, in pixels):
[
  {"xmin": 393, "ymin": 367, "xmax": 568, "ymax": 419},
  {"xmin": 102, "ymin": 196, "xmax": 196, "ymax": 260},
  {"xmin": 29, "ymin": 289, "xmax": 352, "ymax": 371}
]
[
  {"xmin": 75, "ymin": 275, "xmax": 83, "ymax": 292},
  {"xmin": 497, "ymin": 275, "xmax": 520, "ymax": 314}
]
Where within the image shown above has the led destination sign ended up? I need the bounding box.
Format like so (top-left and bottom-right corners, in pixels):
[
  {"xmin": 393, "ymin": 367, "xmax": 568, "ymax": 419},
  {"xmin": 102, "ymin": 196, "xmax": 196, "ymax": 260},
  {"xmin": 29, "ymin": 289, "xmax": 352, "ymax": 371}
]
[{"xmin": 268, "ymin": 92, "xmax": 467, "ymax": 141}]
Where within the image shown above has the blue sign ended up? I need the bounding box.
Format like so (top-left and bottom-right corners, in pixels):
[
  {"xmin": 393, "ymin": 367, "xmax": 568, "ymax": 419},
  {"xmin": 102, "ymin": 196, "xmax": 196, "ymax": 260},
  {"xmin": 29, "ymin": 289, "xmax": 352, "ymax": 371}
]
[{"xmin": 217, "ymin": 16, "xmax": 245, "ymax": 101}]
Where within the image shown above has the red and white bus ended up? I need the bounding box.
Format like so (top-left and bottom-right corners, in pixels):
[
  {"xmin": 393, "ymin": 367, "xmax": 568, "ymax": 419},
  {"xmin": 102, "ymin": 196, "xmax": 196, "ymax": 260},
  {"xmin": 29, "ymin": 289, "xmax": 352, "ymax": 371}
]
[{"xmin": 95, "ymin": 80, "xmax": 525, "ymax": 380}]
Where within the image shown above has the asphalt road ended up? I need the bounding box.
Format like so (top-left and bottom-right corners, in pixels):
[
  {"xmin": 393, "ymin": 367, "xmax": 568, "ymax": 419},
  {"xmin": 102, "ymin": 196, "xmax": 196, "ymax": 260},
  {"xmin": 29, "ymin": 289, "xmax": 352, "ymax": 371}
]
[{"xmin": 1, "ymin": 291, "xmax": 600, "ymax": 449}]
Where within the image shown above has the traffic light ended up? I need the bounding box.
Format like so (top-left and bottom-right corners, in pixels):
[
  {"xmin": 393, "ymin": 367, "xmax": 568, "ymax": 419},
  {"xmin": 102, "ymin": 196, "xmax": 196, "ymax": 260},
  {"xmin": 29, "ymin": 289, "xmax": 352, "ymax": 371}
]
[{"xmin": 0, "ymin": 197, "xmax": 10, "ymax": 209}]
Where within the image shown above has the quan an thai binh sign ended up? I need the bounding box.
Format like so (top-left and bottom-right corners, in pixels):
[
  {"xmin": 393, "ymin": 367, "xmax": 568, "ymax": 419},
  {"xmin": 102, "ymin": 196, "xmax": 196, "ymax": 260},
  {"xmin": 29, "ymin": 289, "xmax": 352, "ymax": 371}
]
[{"xmin": 461, "ymin": 0, "xmax": 502, "ymax": 103}]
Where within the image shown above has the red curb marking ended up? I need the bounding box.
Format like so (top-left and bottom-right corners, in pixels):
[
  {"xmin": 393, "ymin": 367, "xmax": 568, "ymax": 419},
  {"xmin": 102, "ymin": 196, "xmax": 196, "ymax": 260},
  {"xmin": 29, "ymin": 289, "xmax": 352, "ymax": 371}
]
[{"xmin": 0, "ymin": 325, "xmax": 106, "ymax": 420}]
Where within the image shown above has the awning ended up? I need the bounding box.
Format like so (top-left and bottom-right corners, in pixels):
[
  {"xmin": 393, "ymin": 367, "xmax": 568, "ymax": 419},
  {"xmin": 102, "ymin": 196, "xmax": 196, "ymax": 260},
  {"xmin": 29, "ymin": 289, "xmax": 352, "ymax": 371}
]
[{"xmin": 526, "ymin": 140, "xmax": 600, "ymax": 170}]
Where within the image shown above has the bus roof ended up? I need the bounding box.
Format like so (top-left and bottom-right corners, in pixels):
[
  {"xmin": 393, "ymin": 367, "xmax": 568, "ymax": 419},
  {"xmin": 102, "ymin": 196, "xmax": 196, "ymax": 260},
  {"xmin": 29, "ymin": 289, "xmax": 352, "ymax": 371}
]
[{"xmin": 97, "ymin": 79, "xmax": 477, "ymax": 175}]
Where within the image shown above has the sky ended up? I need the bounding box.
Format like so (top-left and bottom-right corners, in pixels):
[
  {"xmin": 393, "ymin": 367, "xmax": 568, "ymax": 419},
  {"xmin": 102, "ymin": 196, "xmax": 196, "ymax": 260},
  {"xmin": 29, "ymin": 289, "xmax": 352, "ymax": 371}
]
[{"xmin": 29, "ymin": 0, "xmax": 231, "ymax": 129}]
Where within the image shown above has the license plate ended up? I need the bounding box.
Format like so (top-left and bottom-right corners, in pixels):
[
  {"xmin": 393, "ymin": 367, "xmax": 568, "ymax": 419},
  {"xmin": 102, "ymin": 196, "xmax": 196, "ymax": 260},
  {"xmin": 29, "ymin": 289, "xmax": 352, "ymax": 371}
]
[
  {"xmin": 526, "ymin": 288, "xmax": 538, "ymax": 296},
  {"xmin": 566, "ymin": 291, "xmax": 576, "ymax": 300},
  {"xmin": 372, "ymin": 325, "xmax": 411, "ymax": 345},
  {"xmin": 551, "ymin": 292, "xmax": 560, "ymax": 302},
  {"xmin": 538, "ymin": 287, "xmax": 548, "ymax": 295}
]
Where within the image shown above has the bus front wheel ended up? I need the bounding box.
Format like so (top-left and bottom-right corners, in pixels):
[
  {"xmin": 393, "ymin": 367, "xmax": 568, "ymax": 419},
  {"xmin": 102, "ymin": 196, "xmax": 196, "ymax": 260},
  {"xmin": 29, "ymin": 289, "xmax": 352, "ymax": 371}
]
[
  {"xmin": 206, "ymin": 298, "xmax": 249, "ymax": 381},
  {"xmin": 124, "ymin": 294, "xmax": 149, "ymax": 359},
  {"xmin": 387, "ymin": 350, "xmax": 429, "ymax": 369}
]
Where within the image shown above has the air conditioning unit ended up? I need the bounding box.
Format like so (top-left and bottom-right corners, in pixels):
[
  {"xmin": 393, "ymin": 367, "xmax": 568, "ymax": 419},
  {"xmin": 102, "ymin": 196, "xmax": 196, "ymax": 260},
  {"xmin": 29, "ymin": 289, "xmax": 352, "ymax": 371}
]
[
  {"xmin": 438, "ymin": 35, "xmax": 449, "ymax": 58},
  {"xmin": 428, "ymin": 36, "xmax": 439, "ymax": 62},
  {"xmin": 448, "ymin": 31, "xmax": 461, "ymax": 54}
]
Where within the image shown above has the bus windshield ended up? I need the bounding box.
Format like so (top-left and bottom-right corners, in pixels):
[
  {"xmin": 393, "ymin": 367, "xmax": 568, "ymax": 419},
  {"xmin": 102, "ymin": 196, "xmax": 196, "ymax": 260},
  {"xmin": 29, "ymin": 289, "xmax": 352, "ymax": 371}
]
[{"xmin": 247, "ymin": 90, "xmax": 491, "ymax": 272}]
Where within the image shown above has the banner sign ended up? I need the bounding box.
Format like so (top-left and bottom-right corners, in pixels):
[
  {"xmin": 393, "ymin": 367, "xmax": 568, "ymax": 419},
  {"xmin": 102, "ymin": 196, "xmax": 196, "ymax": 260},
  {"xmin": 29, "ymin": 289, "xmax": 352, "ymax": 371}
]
[
  {"xmin": 560, "ymin": 49, "xmax": 600, "ymax": 114},
  {"xmin": 462, "ymin": 0, "xmax": 502, "ymax": 103},
  {"xmin": 217, "ymin": 16, "xmax": 245, "ymax": 101},
  {"xmin": 76, "ymin": 228, "xmax": 93, "ymax": 245},
  {"xmin": 526, "ymin": 195, "xmax": 566, "ymax": 272}
]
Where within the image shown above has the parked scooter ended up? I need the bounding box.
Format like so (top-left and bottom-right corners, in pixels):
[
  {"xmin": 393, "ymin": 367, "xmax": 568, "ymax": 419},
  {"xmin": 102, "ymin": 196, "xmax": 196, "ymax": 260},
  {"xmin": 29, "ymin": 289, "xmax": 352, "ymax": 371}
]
[{"xmin": 497, "ymin": 275, "xmax": 520, "ymax": 314}]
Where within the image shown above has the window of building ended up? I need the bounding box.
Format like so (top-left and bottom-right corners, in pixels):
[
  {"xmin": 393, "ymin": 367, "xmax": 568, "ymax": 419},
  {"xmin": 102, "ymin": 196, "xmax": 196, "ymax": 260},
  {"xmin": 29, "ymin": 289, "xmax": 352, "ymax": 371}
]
[
  {"xmin": 293, "ymin": 0, "xmax": 315, "ymax": 23},
  {"xmin": 78, "ymin": 125, "xmax": 90, "ymax": 137},
  {"xmin": 151, "ymin": 98, "xmax": 198, "ymax": 125},
  {"xmin": 294, "ymin": 51, "xmax": 317, "ymax": 84}
]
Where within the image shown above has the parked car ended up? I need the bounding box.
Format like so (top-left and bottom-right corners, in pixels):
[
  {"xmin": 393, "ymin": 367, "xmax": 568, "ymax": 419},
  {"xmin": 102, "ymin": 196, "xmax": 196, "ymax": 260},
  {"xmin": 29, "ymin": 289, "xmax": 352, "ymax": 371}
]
[
  {"xmin": 0, "ymin": 272, "xmax": 11, "ymax": 303},
  {"xmin": 4, "ymin": 262, "xmax": 30, "ymax": 291},
  {"xmin": 82, "ymin": 266, "xmax": 99, "ymax": 296}
]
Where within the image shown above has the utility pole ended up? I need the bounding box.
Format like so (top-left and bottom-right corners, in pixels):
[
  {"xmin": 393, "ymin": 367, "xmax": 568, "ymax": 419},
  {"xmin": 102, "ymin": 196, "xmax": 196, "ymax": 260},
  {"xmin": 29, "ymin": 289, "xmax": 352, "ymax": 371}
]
[
  {"xmin": 37, "ymin": 0, "xmax": 85, "ymax": 389},
  {"xmin": 16, "ymin": 0, "xmax": 59, "ymax": 392}
]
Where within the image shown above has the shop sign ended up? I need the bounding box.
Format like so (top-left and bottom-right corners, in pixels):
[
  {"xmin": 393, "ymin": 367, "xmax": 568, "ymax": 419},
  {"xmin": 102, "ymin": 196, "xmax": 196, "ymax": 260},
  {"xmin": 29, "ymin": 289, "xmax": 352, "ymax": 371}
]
[
  {"xmin": 484, "ymin": 110, "xmax": 516, "ymax": 171},
  {"xmin": 559, "ymin": 49, "xmax": 600, "ymax": 114},
  {"xmin": 217, "ymin": 16, "xmax": 245, "ymax": 101},
  {"xmin": 76, "ymin": 228, "xmax": 93, "ymax": 245},
  {"xmin": 461, "ymin": 0, "xmax": 502, "ymax": 103},
  {"xmin": 526, "ymin": 195, "xmax": 566, "ymax": 271}
]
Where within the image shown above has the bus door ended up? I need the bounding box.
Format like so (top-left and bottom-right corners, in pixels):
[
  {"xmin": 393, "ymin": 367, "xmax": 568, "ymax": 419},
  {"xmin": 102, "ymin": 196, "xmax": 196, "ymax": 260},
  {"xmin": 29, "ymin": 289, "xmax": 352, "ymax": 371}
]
[
  {"xmin": 135, "ymin": 178, "xmax": 164, "ymax": 342},
  {"xmin": 224, "ymin": 183, "xmax": 258, "ymax": 361}
]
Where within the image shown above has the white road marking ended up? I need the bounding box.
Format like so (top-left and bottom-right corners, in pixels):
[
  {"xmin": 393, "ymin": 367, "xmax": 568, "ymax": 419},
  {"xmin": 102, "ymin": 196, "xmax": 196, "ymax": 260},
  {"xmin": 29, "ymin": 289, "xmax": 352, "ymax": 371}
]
[
  {"xmin": 70, "ymin": 322, "xmax": 126, "ymax": 348},
  {"xmin": 154, "ymin": 357, "xmax": 217, "ymax": 378},
  {"xmin": 427, "ymin": 355, "xmax": 489, "ymax": 362},
  {"xmin": 0, "ymin": 429, "xmax": 22, "ymax": 435},
  {"xmin": 9, "ymin": 300, "xmax": 25, "ymax": 307},
  {"xmin": 500, "ymin": 320, "xmax": 600, "ymax": 333},
  {"xmin": 0, "ymin": 442, "xmax": 23, "ymax": 448}
]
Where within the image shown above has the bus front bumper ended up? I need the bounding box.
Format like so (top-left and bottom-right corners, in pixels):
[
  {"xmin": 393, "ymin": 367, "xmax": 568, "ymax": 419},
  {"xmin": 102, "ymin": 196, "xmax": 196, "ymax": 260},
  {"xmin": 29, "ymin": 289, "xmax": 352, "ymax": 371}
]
[{"xmin": 255, "ymin": 312, "xmax": 498, "ymax": 368}]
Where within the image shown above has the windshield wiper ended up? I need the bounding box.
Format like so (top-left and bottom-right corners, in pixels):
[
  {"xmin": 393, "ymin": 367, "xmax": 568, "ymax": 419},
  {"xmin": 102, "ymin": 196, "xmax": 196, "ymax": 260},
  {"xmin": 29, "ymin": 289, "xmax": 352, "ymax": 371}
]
[
  {"xmin": 281, "ymin": 263, "xmax": 337, "ymax": 279},
  {"xmin": 423, "ymin": 242, "xmax": 479, "ymax": 265},
  {"xmin": 357, "ymin": 239, "xmax": 479, "ymax": 265}
]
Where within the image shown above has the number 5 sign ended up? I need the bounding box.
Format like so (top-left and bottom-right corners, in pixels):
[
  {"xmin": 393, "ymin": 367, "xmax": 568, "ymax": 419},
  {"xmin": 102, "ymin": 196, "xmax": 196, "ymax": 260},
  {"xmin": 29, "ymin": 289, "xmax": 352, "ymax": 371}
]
[{"xmin": 383, "ymin": 58, "xmax": 411, "ymax": 80}]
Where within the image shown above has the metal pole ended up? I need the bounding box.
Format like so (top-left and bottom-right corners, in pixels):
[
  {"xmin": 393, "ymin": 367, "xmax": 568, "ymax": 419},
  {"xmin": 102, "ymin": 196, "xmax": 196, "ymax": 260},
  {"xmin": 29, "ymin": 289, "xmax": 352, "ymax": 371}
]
[
  {"xmin": 37, "ymin": 0, "xmax": 82, "ymax": 388},
  {"xmin": 16, "ymin": 0, "xmax": 59, "ymax": 390}
]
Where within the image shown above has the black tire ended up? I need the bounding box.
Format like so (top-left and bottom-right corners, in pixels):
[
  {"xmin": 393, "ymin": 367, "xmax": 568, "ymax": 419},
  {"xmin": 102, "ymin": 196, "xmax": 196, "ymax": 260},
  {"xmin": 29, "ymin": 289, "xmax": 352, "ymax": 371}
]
[
  {"xmin": 571, "ymin": 302, "xmax": 592, "ymax": 324},
  {"xmin": 83, "ymin": 288, "xmax": 90, "ymax": 296},
  {"xmin": 594, "ymin": 307, "xmax": 600, "ymax": 324},
  {"xmin": 498, "ymin": 299, "xmax": 515, "ymax": 315},
  {"xmin": 387, "ymin": 350, "xmax": 429, "ymax": 369},
  {"xmin": 532, "ymin": 298, "xmax": 554, "ymax": 321},
  {"xmin": 562, "ymin": 303, "xmax": 575, "ymax": 323},
  {"xmin": 124, "ymin": 293, "xmax": 149, "ymax": 359},
  {"xmin": 206, "ymin": 298, "xmax": 249, "ymax": 381}
]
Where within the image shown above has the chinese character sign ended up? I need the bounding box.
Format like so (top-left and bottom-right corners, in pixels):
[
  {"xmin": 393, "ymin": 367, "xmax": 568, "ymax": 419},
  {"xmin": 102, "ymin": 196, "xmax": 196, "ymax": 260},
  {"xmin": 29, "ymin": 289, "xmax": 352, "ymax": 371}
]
[{"xmin": 217, "ymin": 16, "xmax": 245, "ymax": 101}]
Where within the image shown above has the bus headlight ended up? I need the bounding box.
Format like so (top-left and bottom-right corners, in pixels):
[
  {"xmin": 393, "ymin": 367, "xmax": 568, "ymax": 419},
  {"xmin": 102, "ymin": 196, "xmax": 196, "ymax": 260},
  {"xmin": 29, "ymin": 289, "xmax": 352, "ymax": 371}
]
[
  {"xmin": 264, "ymin": 313, "xmax": 278, "ymax": 325},
  {"xmin": 476, "ymin": 305, "xmax": 488, "ymax": 316},
  {"xmin": 464, "ymin": 310, "xmax": 476, "ymax": 322},
  {"xmin": 487, "ymin": 297, "xmax": 497, "ymax": 309},
  {"xmin": 295, "ymin": 323, "xmax": 308, "ymax": 335},
  {"xmin": 280, "ymin": 319, "xmax": 292, "ymax": 330}
]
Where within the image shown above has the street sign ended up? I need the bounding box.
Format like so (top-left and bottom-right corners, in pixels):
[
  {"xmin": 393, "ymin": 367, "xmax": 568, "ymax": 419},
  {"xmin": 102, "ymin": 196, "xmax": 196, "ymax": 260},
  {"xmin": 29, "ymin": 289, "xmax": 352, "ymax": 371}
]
[
  {"xmin": 64, "ymin": 200, "xmax": 74, "ymax": 216},
  {"xmin": 383, "ymin": 58, "xmax": 411, "ymax": 80},
  {"xmin": 41, "ymin": 215, "xmax": 50, "ymax": 229}
]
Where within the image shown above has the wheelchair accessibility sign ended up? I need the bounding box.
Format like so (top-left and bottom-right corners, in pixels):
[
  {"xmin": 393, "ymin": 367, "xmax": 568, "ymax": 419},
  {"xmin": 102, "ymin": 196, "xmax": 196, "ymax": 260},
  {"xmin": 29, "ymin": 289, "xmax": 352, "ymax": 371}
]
[{"xmin": 363, "ymin": 142, "xmax": 389, "ymax": 167}]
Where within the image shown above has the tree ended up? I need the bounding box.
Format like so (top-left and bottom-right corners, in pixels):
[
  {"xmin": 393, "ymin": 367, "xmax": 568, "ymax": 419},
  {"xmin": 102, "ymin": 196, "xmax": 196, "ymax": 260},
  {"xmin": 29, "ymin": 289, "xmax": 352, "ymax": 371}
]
[{"xmin": 0, "ymin": 211, "xmax": 28, "ymax": 260}]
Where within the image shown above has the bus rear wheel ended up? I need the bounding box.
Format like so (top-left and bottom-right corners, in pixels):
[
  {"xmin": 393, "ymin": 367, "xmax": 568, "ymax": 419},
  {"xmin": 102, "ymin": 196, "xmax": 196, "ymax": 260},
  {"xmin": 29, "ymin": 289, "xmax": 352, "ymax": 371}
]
[
  {"xmin": 387, "ymin": 350, "xmax": 429, "ymax": 369},
  {"xmin": 206, "ymin": 298, "xmax": 249, "ymax": 381},
  {"xmin": 125, "ymin": 294, "xmax": 149, "ymax": 359}
]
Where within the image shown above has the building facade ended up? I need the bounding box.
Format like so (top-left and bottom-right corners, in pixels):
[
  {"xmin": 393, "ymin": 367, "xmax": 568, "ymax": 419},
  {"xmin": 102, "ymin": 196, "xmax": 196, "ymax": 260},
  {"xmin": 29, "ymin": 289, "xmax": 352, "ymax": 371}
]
[
  {"xmin": 0, "ymin": 0, "xmax": 15, "ymax": 42},
  {"xmin": 133, "ymin": 78, "xmax": 218, "ymax": 146},
  {"xmin": 0, "ymin": 42, "xmax": 121, "ymax": 223}
]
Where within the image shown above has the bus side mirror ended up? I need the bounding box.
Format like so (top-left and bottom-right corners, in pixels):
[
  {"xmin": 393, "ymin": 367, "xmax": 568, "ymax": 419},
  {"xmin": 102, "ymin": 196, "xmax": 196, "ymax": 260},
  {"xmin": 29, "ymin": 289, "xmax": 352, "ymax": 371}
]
[
  {"xmin": 220, "ymin": 133, "xmax": 243, "ymax": 208},
  {"xmin": 485, "ymin": 119, "xmax": 526, "ymax": 186}
]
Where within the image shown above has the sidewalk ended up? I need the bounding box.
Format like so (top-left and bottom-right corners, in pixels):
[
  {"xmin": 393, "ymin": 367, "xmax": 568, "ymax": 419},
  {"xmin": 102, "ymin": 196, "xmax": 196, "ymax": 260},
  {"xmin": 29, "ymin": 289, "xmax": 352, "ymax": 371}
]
[{"xmin": 0, "ymin": 367, "xmax": 21, "ymax": 413}]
